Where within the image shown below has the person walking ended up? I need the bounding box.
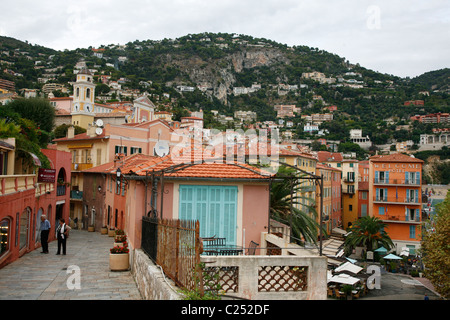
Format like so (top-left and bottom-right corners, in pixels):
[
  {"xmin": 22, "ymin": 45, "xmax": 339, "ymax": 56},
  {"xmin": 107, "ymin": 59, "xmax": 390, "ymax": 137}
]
[
  {"xmin": 56, "ymin": 218, "xmax": 68, "ymax": 255},
  {"xmin": 40, "ymin": 215, "xmax": 51, "ymax": 254}
]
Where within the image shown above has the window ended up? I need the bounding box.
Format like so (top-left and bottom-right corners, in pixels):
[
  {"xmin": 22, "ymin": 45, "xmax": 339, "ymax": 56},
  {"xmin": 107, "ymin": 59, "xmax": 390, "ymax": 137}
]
[
  {"xmin": 0, "ymin": 218, "xmax": 11, "ymax": 258},
  {"xmin": 409, "ymin": 226, "xmax": 416, "ymax": 239},
  {"xmin": 86, "ymin": 88, "xmax": 91, "ymax": 99},
  {"xmin": 179, "ymin": 185, "xmax": 238, "ymax": 245},
  {"xmin": 376, "ymin": 188, "xmax": 388, "ymax": 201},
  {"xmin": 349, "ymin": 205, "xmax": 353, "ymax": 211},
  {"xmin": 361, "ymin": 191, "xmax": 367, "ymax": 200},
  {"xmin": 19, "ymin": 208, "xmax": 31, "ymax": 250},
  {"xmin": 361, "ymin": 204, "xmax": 367, "ymax": 217},
  {"xmin": 115, "ymin": 146, "xmax": 127, "ymax": 155},
  {"xmin": 378, "ymin": 207, "xmax": 385, "ymax": 215},
  {"xmin": 131, "ymin": 147, "xmax": 142, "ymax": 155}
]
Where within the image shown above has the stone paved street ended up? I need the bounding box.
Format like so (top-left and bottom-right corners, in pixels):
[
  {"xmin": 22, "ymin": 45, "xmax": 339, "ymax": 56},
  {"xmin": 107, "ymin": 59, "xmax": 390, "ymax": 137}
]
[{"xmin": 0, "ymin": 230, "xmax": 142, "ymax": 300}]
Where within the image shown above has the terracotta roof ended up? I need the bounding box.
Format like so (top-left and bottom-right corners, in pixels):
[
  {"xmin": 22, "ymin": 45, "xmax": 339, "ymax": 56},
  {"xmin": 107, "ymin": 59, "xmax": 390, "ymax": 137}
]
[
  {"xmin": 370, "ymin": 153, "xmax": 424, "ymax": 163},
  {"xmin": 317, "ymin": 151, "xmax": 343, "ymax": 162},
  {"xmin": 53, "ymin": 131, "xmax": 107, "ymax": 142},
  {"xmin": 84, "ymin": 147, "xmax": 274, "ymax": 180}
]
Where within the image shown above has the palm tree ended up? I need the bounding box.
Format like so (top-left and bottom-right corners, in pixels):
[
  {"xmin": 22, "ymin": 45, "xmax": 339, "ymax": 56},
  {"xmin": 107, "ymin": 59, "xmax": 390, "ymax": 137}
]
[
  {"xmin": 344, "ymin": 216, "xmax": 394, "ymax": 255},
  {"xmin": 270, "ymin": 165, "xmax": 323, "ymax": 245}
]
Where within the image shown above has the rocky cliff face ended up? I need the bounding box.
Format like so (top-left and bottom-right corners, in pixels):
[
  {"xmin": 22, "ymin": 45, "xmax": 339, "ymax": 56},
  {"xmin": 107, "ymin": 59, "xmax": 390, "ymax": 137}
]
[{"xmin": 169, "ymin": 46, "xmax": 290, "ymax": 104}]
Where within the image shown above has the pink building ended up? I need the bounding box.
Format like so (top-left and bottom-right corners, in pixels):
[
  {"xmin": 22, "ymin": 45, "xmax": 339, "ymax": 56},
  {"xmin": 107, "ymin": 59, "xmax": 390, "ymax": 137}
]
[
  {"xmin": 83, "ymin": 150, "xmax": 273, "ymax": 254},
  {"xmin": 0, "ymin": 139, "xmax": 71, "ymax": 268}
]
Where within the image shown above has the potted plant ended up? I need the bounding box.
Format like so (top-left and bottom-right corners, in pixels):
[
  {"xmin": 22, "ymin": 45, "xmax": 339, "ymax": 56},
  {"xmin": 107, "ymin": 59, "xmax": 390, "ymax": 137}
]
[
  {"xmin": 114, "ymin": 229, "xmax": 125, "ymax": 241},
  {"xmin": 100, "ymin": 225, "xmax": 108, "ymax": 235},
  {"xmin": 114, "ymin": 234, "xmax": 127, "ymax": 247},
  {"xmin": 109, "ymin": 245, "xmax": 130, "ymax": 271},
  {"xmin": 341, "ymin": 285, "xmax": 354, "ymax": 300},
  {"xmin": 108, "ymin": 227, "xmax": 115, "ymax": 237},
  {"xmin": 88, "ymin": 224, "xmax": 95, "ymax": 232}
]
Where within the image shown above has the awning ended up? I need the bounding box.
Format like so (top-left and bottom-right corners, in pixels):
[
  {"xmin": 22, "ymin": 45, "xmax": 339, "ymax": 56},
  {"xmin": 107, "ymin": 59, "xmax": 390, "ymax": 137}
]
[
  {"xmin": 383, "ymin": 253, "xmax": 402, "ymax": 260},
  {"xmin": 328, "ymin": 274, "xmax": 361, "ymax": 285},
  {"xmin": 335, "ymin": 261, "xmax": 363, "ymax": 274},
  {"xmin": 374, "ymin": 246, "xmax": 388, "ymax": 253},
  {"xmin": 29, "ymin": 152, "xmax": 41, "ymax": 166}
]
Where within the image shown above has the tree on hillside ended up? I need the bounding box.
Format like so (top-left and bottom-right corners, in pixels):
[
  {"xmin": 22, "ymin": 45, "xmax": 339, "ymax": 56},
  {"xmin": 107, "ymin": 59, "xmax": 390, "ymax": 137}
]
[{"xmin": 421, "ymin": 192, "xmax": 450, "ymax": 299}]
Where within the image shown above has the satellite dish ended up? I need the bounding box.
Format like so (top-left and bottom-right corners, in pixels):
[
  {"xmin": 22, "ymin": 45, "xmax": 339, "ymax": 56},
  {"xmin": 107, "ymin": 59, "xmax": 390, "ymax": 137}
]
[
  {"xmin": 154, "ymin": 141, "xmax": 170, "ymax": 157},
  {"xmin": 96, "ymin": 119, "xmax": 104, "ymax": 127},
  {"xmin": 95, "ymin": 127, "xmax": 103, "ymax": 135}
]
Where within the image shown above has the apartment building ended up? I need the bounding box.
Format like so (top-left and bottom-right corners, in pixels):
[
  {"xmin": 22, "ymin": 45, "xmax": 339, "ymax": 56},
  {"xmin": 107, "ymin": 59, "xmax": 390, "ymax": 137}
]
[{"xmin": 368, "ymin": 153, "xmax": 424, "ymax": 255}]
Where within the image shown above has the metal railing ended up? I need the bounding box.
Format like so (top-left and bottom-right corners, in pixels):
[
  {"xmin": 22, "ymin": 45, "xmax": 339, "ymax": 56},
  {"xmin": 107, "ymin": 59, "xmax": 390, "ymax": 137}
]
[{"xmin": 141, "ymin": 217, "xmax": 201, "ymax": 291}]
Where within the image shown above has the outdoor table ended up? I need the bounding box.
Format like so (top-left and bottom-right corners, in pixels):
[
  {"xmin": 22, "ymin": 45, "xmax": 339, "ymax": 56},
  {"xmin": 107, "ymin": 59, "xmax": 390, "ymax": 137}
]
[{"xmin": 202, "ymin": 245, "xmax": 243, "ymax": 256}]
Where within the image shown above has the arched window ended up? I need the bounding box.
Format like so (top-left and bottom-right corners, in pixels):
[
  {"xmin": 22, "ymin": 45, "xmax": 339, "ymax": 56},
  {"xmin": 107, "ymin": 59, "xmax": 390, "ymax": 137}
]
[
  {"xmin": 76, "ymin": 87, "xmax": 80, "ymax": 98},
  {"xmin": 0, "ymin": 217, "xmax": 11, "ymax": 258},
  {"xmin": 86, "ymin": 88, "xmax": 91, "ymax": 99}
]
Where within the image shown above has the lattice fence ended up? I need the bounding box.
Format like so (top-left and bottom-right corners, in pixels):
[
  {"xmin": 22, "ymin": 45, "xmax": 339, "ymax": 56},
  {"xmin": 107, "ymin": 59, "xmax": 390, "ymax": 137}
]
[{"xmin": 258, "ymin": 266, "xmax": 308, "ymax": 292}]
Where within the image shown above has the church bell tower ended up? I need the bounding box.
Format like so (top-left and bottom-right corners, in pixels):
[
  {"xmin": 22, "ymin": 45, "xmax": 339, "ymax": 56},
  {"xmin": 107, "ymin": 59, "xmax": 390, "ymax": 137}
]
[{"xmin": 71, "ymin": 67, "xmax": 95, "ymax": 129}]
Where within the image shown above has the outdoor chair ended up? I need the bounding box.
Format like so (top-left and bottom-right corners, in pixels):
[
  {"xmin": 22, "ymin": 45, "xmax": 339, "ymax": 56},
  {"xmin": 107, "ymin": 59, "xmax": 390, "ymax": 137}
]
[
  {"xmin": 327, "ymin": 288, "xmax": 335, "ymax": 297},
  {"xmin": 247, "ymin": 241, "xmax": 259, "ymax": 255},
  {"xmin": 207, "ymin": 237, "xmax": 226, "ymax": 247},
  {"xmin": 352, "ymin": 290, "xmax": 360, "ymax": 299},
  {"xmin": 334, "ymin": 290, "xmax": 344, "ymax": 300}
]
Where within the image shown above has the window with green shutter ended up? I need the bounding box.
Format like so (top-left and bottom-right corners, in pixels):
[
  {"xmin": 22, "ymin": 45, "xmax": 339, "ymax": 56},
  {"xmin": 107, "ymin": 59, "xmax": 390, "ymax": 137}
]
[{"xmin": 179, "ymin": 185, "xmax": 238, "ymax": 245}]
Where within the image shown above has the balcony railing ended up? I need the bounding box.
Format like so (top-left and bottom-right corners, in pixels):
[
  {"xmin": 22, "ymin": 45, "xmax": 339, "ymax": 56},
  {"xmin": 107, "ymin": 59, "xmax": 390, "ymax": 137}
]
[
  {"xmin": 374, "ymin": 179, "xmax": 420, "ymax": 186},
  {"xmin": 57, "ymin": 185, "xmax": 66, "ymax": 196},
  {"xmin": 0, "ymin": 174, "xmax": 36, "ymax": 195},
  {"xmin": 377, "ymin": 214, "xmax": 421, "ymax": 223},
  {"xmin": 70, "ymin": 190, "xmax": 83, "ymax": 200},
  {"xmin": 72, "ymin": 163, "xmax": 93, "ymax": 171},
  {"xmin": 374, "ymin": 196, "xmax": 420, "ymax": 205}
]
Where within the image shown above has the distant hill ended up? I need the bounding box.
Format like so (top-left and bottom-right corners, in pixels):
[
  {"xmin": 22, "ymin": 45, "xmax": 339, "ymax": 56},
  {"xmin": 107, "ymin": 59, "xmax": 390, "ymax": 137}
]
[{"xmin": 1, "ymin": 33, "xmax": 449, "ymax": 143}]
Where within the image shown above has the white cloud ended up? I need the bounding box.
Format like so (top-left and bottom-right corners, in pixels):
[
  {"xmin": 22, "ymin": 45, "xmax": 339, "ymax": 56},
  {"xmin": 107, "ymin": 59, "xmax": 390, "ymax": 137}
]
[{"xmin": 1, "ymin": 0, "xmax": 448, "ymax": 77}]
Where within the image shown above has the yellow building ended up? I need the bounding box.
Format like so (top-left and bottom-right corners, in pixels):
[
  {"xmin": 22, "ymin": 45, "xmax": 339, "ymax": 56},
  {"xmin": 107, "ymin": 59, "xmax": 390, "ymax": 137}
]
[
  {"xmin": 341, "ymin": 160, "xmax": 359, "ymax": 229},
  {"xmin": 279, "ymin": 149, "xmax": 318, "ymax": 217}
]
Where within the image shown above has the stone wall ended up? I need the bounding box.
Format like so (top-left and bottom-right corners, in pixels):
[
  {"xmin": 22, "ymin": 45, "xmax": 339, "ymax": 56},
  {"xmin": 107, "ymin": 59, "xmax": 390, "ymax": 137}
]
[{"xmin": 131, "ymin": 249, "xmax": 182, "ymax": 300}]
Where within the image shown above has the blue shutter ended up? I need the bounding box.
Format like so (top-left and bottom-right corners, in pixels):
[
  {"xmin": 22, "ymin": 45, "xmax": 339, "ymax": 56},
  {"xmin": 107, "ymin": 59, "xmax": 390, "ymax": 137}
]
[
  {"xmin": 378, "ymin": 207, "xmax": 385, "ymax": 215},
  {"xmin": 405, "ymin": 172, "xmax": 409, "ymax": 184},
  {"xmin": 385, "ymin": 171, "xmax": 389, "ymax": 184},
  {"xmin": 415, "ymin": 209, "xmax": 420, "ymax": 221},
  {"xmin": 415, "ymin": 189, "xmax": 419, "ymax": 203},
  {"xmin": 222, "ymin": 187, "xmax": 238, "ymax": 246},
  {"xmin": 208, "ymin": 186, "xmax": 223, "ymax": 239},
  {"xmin": 409, "ymin": 226, "xmax": 416, "ymax": 239},
  {"xmin": 416, "ymin": 172, "xmax": 420, "ymax": 184},
  {"xmin": 406, "ymin": 189, "xmax": 410, "ymax": 202},
  {"xmin": 196, "ymin": 186, "xmax": 209, "ymax": 237},
  {"xmin": 179, "ymin": 185, "xmax": 194, "ymax": 221},
  {"xmin": 384, "ymin": 188, "xmax": 388, "ymax": 201},
  {"xmin": 375, "ymin": 171, "xmax": 379, "ymax": 183},
  {"xmin": 376, "ymin": 188, "xmax": 380, "ymax": 201}
]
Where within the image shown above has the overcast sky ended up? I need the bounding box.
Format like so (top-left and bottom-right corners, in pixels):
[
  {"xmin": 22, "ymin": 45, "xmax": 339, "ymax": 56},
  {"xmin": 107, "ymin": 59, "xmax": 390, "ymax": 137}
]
[{"xmin": 1, "ymin": 0, "xmax": 449, "ymax": 78}]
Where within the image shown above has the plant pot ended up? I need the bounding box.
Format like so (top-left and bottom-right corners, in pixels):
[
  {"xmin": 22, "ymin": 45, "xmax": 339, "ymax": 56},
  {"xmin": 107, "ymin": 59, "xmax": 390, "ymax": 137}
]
[
  {"xmin": 100, "ymin": 227, "xmax": 108, "ymax": 235},
  {"xmin": 108, "ymin": 229, "xmax": 115, "ymax": 237},
  {"xmin": 88, "ymin": 226, "xmax": 95, "ymax": 232},
  {"xmin": 109, "ymin": 253, "xmax": 129, "ymax": 271},
  {"xmin": 114, "ymin": 242, "xmax": 124, "ymax": 247}
]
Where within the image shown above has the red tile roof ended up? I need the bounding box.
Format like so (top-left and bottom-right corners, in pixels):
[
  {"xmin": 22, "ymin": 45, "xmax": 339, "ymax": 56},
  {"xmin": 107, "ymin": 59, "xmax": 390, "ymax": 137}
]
[
  {"xmin": 83, "ymin": 147, "xmax": 273, "ymax": 180},
  {"xmin": 317, "ymin": 151, "xmax": 343, "ymax": 162},
  {"xmin": 370, "ymin": 153, "xmax": 424, "ymax": 163}
]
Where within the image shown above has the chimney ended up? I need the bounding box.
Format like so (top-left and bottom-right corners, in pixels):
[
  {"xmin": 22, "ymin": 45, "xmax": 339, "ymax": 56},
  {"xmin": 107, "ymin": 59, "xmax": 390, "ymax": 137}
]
[
  {"xmin": 88, "ymin": 124, "xmax": 96, "ymax": 137},
  {"xmin": 67, "ymin": 125, "xmax": 75, "ymax": 139}
]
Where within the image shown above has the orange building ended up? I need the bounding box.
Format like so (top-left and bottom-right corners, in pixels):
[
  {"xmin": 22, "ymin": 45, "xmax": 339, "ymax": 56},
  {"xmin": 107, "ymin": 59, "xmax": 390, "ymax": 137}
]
[{"xmin": 369, "ymin": 153, "xmax": 424, "ymax": 255}]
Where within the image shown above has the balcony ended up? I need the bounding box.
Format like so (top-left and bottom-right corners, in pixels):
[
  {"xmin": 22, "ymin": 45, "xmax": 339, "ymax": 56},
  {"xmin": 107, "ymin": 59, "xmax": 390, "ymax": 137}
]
[
  {"xmin": 377, "ymin": 214, "xmax": 421, "ymax": 224},
  {"xmin": 72, "ymin": 163, "xmax": 93, "ymax": 171},
  {"xmin": 374, "ymin": 178, "xmax": 420, "ymax": 186},
  {"xmin": 0, "ymin": 174, "xmax": 36, "ymax": 195},
  {"xmin": 374, "ymin": 196, "xmax": 420, "ymax": 205},
  {"xmin": 70, "ymin": 190, "xmax": 83, "ymax": 200},
  {"xmin": 57, "ymin": 184, "xmax": 66, "ymax": 196}
]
